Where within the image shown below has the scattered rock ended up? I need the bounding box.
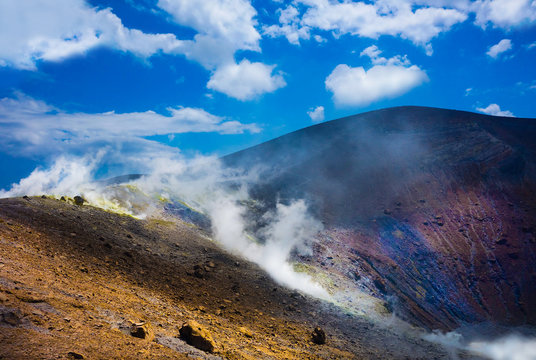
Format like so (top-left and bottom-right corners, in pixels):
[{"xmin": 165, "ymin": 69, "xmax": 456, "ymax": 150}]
[
  {"xmin": 73, "ymin": 196, "xmax": 85, "ymax": 206},
  {"xmin": 130, "ymin": 321, "xmax": 153, "ymax": 341},
  {"xmin": 311, "ymin": 327, "xmax": 326, "ymax": 345},
  {"xmin": 2, "ymin": 309, "xmax": 22, "ymax": 326},
  {"xmin": 179, "ymin": 320, "xmax": 216, "ymax": 353},
  {"xmin": 238, "ymin": 326, "xmax": 253, "ymax": 338},
  {"xmin": 193, "ymin": 264, "xmax": 205, "ymax": 279},
  {"xmin": 67, "ymin": 351, "xmax": 84, "ymax": 359},
  {"xmin": 23, "ymin": 195, "xmax": 29, "ymax": 200},
  {"xmin": 60, "ymin": 196, "xmax": 67, "ymax": 201},
  {"xmin": 41, "ymin": 195, "xmax": 47, "ymax": 199}
]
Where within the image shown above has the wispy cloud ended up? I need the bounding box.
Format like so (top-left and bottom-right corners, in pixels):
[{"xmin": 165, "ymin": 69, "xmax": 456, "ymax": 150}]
[{"xmin": 0, "ymin": 93, "xmax": 260, "ymax": 156}]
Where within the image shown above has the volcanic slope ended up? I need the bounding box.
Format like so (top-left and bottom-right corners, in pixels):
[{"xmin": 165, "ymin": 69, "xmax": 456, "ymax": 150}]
[
  {"xmin": 224, "ymin": 106, "xmax": 536, "ymax": 331},
  {"xmin": 0, "ymin": 196, "xmax": 468, "ymax": 359}
]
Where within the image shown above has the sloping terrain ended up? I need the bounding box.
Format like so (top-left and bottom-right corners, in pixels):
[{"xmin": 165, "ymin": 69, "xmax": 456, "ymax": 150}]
[
  {"xmin": 0, "ymin": 196, "xmax": 464, "ymax": 359},
  {"xmin": 224, "ymin": 106, "xmax": 536, "ymax": 331}
]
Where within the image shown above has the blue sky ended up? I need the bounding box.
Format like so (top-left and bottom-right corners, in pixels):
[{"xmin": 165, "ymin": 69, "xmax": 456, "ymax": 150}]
[{"xmin": 0, "ymin": 0, "xmax": 535, "ymax": 188}]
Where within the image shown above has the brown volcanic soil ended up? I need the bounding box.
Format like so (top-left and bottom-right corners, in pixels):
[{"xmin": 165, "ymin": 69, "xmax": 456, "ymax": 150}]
[{"xmin": 0, "ymin": 197, "xmax": 474, "ymax": 360}]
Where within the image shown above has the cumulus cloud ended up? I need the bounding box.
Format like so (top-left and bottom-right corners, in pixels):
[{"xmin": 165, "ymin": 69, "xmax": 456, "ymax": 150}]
[
  {"xmin": 207, "ymin": 60, "xmax": 286, "ymax": 100},
  {"xmin": 307, "ymin": 106, "xmax": 325, "ymax": 122},
  {"xmin": 157, "ymin": 0, "xmax": 260, "ymax": 68},
  {"xmin": 0, "ymin": 0, "xmax": 183, "ymax": 70},
  {"xmin": 476, "ymin": 103, "xmax": 515, "ymax": 117},
  {"xmin": 473, "ymin": 0, "xmax": 536, "ymax": 28},
  {"xmin": 266, "ymin": 0, "xmax": 467, "ymax": 53},
  {"xmin": 157, "ymin": 0, "xmax": 287, "ymax": 100},
  {"xmin": 487, "ymin": 39, "xmax": 513, "ymax": 58},
  {"xmin": 263, "ymin": 5, "xmax": 311, "ymax": 45},
  {"xmin": 0, "ymin": 93, "xmax": 260, "ymax": 155},
  {"xmin": 325, "ymin": 47, "xmax": 428, "ymax": 106},
  {"xmin": 265, "ymin": 0, "xmax": 536, "ymax": 53},
  {"xmin": 0, "ymin": 0, "xmax": 285, "ymax": 101}
]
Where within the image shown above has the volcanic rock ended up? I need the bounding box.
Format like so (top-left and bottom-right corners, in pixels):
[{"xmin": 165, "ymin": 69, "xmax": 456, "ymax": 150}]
[
  {"xmin": 67, "ymin": 351, "xmax": 84, "ymax": 359},
  {"xmin": 311, "ymin": 327, "xmax": 326, "ymax": 344},
  {"xmin": 179, "ymin": 320, "xmax": 215, "ymax": 353},
  {"xmin": 2, "ymin": 309, "xmax": 22, "ymax": 326},
  {"xmin": 130, "ymin": 321, "xmax": 153, "ymax": 341},
  {"xmin": 73, "ymin": 196, "xmax": 85, "ymax": 206},
  {"xmin": 238, "ymin": 326, "xmax": 253, "ymax": 338}
]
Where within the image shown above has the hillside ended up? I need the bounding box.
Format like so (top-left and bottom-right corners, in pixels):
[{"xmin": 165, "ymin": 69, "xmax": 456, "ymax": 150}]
[
  {"xmin": 224, "ymin": 106, "xmax": 536, "ymax": 330},
  {"xmin": 2, "ymin": 105, "xmax": 535, "ymax": 359},
  {"xmin": 0, "ymin": 196, "xmax": 460, "ymax": 359}
]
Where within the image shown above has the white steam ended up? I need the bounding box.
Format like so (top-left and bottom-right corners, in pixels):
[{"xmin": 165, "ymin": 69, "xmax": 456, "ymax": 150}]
[
  {"xmin": 469, "ymin": 335, "xmax": 536, "ymax": 360},
  {"xmin": 0, "ymin": 152, "xmax": 328, "ymax": 299},
  {"xmin": 0, "ymin": 152, "xmax": 103, "ymax": 198},
  {"xmin": 424, "ymin": 330, "xmax": 536, "ymax": 360}
]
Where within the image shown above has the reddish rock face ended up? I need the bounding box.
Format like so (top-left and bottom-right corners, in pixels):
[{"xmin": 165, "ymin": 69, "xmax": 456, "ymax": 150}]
[{"xmin": 225, "ymin": 106, "xmax": 536, "ymax": 330}]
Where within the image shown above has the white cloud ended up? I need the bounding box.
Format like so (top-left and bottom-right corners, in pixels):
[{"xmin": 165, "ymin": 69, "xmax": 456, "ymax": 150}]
[
  {"xmin": 207, "ymin": 59, "xmax": 286, "ymax": 100},
  {"xmin": 0, "ymin": 93, "xmax": 260, "ymax": 155},
  {"xmin": 314, "ymin": 34, "xmax": 327, "ymax": 43},
  {"xmin": 307, "ymin": 106, "xmax": 325, "ymax": 122},
  {"xmin": 0, "ymin": 0, "xmax": 183, "ymax": 70},
  {"xmin": 325, "ymin": 47, "xmax": 428, "ymax": 106},
  {"xmin": 473, "ymin": 0, "xmax": 536, "ymax": 28},
  {"xmin": 157, "ymin": 0, "xmax": 260, "ymax": 68},
  {"xmin": 487, "ymin": 39, "xmax": 513, "ymax": 58},
  {"xmin": 263, "ymin": 5, "xmax": 310, "ymax": 45},
  {"xmin": 360, "ymin": 45, "xmax": 411, "ymax": 65},
  {"xmin": 267, "ymin": 1, "xmax": 467, "ymax": 53},
  {"xmin": 0, "ymin": 0, "xmax": 285, "ymax": 101},
  {"xmin": 266, "ymin": 1, "xmax": 536, "ymax": 52},
  {"xmin": 476, "ymin": 103, "xmax": 515, "ymax": 117},
  {"xmin": 157, "ymin": 0, "xmax": 287, "ymax": 100}
]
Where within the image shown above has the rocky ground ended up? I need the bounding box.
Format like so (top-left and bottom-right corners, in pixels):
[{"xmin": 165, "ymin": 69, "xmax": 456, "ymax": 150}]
[{"xmin": 0, "ymin": 196, "xmax": 478, "ymax": 359}]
